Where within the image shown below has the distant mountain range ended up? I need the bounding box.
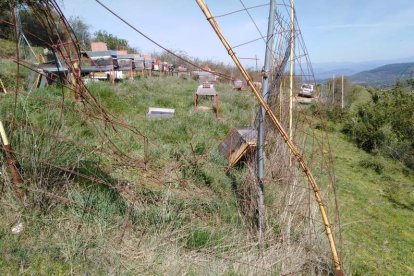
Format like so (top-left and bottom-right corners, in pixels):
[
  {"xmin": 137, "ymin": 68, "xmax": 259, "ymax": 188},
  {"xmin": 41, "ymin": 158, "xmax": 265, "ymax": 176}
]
[
  {"xmin": 313, "ymin": 58, "xmax": 414, "ymax": 87},
  {"xmin": 350, "ymin": 62, "xmax": 414, "ymax": 87}
]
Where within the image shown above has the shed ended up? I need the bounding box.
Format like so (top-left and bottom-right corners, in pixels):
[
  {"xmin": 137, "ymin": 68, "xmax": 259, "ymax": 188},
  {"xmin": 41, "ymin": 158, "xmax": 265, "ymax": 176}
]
[{"xmin": 218, "ymin": 127, "xmax": 257, "ymax": 167}]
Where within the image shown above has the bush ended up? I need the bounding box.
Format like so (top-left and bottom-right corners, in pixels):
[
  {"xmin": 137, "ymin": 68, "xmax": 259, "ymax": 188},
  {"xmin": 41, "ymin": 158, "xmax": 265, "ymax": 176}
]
[
  {"xmin": 344, "ymin": 85, "xmax": 414, "ymax": 168},
  {"xmin": 359, "ymin": 158, "xmax": 384, "ymax": 174}
]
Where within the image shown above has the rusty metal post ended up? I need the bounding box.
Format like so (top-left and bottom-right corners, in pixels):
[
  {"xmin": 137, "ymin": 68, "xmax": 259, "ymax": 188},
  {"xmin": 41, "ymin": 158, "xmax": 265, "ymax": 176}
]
[
  {"xmin": 72, "ymin": 62, "xmax": 82, "ymax": 102},
  {"xmin": 0, "ymin": 121, "xmax": 24, "ymax": 201}
]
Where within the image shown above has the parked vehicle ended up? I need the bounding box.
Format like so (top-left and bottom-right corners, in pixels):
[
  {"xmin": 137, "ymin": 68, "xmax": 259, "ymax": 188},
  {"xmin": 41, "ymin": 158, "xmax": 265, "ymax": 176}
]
[{"xmin": 298, "ymin": 83, "xmax": 314, "ymax": 98}]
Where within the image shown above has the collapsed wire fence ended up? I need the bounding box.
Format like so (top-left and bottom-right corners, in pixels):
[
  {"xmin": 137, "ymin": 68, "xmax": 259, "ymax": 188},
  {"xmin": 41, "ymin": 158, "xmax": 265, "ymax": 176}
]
[{"xmin": 0, "ymin": 0, "xmax": 342, "ymax": 274}]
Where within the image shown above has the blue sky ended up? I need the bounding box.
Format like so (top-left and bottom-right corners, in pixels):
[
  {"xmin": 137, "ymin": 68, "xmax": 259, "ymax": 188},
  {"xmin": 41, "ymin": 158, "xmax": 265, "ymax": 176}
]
[{"xmin": 61, "ymin": 0, "xmax": 414, "ymax": 69}]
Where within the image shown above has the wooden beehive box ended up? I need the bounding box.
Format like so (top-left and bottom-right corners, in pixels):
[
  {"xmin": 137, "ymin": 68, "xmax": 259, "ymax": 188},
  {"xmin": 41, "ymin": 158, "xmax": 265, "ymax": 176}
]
[
  {"xmin": 218, "ymin": 127, "xmax": 257, "ymax": 167},
  {"xmin": 196, "ymin": 82, "xmax": 217, "ymax": 96}
]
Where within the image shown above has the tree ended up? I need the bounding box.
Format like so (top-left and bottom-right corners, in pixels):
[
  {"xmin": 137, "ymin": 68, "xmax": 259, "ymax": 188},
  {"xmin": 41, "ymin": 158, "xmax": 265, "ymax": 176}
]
[
  {"xmin": 68, "ymin": 16, "xmax": 91, "ymax": 50},
  {"xmin": 93, "ymin": 30, "xmax": 130, "ymax": 51}
]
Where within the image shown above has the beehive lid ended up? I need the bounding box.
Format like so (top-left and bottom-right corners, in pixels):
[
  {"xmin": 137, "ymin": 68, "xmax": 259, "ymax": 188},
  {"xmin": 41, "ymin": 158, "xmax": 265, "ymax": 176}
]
[
  {"xmin": 147, "ymin": 107, "xmax": 175, "ymax": 119},
  {"xmin": 196, "ymin": 83, "xmax": 217, "ymax": 96}
]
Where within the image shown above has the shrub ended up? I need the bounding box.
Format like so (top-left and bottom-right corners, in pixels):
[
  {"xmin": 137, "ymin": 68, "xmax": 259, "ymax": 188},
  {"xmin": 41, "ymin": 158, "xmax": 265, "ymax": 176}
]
[
  {"xmin": 344, "ymin": 85, "xmax": 414, "ymax": 168},
  {"xmin": 359, "ymin": 158, "xmax": 384, "ymax": 174}
]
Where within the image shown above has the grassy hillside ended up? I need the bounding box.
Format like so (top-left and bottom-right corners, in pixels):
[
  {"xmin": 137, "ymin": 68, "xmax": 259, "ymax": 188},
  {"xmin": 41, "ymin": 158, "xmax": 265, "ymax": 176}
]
[
  {"xmin": 0, "ymin": 77, "xmax": 413, "ymax": 275},
  {"xmin": 331, "ymin": 127, "xmax": 414, "ymax": 274},
  {"xmin": 351, "ymin": 62, "xmax": 414, "ymax": 87}
]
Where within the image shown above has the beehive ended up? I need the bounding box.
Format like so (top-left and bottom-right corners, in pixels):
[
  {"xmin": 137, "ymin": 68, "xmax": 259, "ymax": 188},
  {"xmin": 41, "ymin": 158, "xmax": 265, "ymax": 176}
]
[
  {"xmin": 196, "ymin": 82, "xmax": 217, "ymax": 96},
  {"xmin": 218, "ymin": 127, "xmax": 257, "ymax": 166}
]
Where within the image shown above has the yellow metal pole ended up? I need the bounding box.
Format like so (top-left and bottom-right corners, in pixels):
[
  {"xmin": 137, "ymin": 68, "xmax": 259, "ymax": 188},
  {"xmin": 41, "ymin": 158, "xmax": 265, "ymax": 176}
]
[
  {"xmin": 195, "ymin": 1, "xmax": 343, "ymax": 274},
  {"xmin": 289, "ymin": 0, "xmax": 294, "ymax": 143}
]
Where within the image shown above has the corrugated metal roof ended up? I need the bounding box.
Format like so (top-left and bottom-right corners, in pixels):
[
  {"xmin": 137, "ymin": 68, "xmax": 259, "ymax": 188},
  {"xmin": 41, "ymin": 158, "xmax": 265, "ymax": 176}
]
[
  {"xmin": 86, "ymin": 50, "xmax": 117, "ymax": 58},
  {"xmin": 116, "ymin": 54, "xmax": 135, "ymax": 59}
]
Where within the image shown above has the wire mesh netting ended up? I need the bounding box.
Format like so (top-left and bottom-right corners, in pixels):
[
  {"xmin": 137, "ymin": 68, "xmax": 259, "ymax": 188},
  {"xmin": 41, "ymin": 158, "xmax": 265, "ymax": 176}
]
[{"xmin": 0, "ymin": 0, "xmax": 342, "ymax": 274}]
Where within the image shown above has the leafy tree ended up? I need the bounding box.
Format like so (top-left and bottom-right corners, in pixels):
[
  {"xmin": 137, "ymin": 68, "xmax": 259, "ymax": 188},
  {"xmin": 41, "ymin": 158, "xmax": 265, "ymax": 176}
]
[
  {"xmin": 69, "ymin": 16, "xmax": 91, "ymax": 50},
  {"xmin": 92, "ymin": 30, "xmax": 136, "ymax": 52},
  {"xmin": 1, "ymin": 1, "xmax": 68, "ymax": 47}
]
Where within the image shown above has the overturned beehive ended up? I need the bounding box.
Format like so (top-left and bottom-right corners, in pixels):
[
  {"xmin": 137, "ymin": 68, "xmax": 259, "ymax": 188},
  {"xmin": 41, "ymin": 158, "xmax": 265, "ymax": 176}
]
[{"xmin": 218, "ymin": 127, "xmax": 257, "ymax": 167}]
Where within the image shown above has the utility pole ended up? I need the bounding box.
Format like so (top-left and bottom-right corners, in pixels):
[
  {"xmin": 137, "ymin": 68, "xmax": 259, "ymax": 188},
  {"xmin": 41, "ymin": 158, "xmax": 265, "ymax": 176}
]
[
  {"xmin": 289, "ymin": 0, "xmax": 295, "ymax": 164},
  {"xmin": 332, "ymin": 74, "xmax": 335, "ymax": 106},
  {"xmin": 341, "ymin": 75, "xmax": 344, "ymax": 109},
  {"xmin": 257, "ymin": 0, "xmax": 276, "ymax": 254},
  {"xmin": 255, "ymin": 54, "xmax": 258, "ymax": 72},
  {"xmin": 289, "ymin": 0, "xmax": 295, "ymax": 141}
]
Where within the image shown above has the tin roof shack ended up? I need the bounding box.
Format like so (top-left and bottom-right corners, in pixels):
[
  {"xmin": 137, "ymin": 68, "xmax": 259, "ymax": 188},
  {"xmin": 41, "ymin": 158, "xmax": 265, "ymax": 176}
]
[
  {"xmin": 29, "ymin": 50, "xmax": 69, "ymax": 89},
  {"xmin": 218, "ymin": 127, "xmax": 257, "ymax": 167}
]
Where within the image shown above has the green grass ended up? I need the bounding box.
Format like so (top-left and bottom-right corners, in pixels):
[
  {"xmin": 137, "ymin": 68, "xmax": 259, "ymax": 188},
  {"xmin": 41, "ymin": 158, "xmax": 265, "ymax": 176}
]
[
  {"xmin": 0, "ymin": 77, "xmax": 412, "ymax": 275},
  {"xmin": 330, "ymin": 129, "xmax": 414, "ymax": 275}
]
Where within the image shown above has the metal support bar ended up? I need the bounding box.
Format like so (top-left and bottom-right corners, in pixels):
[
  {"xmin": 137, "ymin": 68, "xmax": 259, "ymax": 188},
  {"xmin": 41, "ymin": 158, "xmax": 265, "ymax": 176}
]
[{"xmin": 257, "ymin": 0, "xmax": 276, "ymax": 253}]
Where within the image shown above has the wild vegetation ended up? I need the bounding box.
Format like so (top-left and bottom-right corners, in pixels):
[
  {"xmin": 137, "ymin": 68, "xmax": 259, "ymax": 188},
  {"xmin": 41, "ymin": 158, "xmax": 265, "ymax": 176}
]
[
  {"xmin": 0, "ymin": 3, "xmax": 413, "ymax": 274},
  {"xmin": 343, "ymin": 84, "xmax": 414, "ymax": 169},
  {"xmin": 314, "ymin": 82, "xmax": 414, "ymax": 274}
]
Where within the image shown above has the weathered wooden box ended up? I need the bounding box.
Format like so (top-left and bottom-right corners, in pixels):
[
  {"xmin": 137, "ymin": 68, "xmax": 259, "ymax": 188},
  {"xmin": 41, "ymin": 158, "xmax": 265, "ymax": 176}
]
[
  {"xmin": 218, "ymin": 127, "xmax": 257, "ymax": 166},
  {"xmin": 196, "ymin": 83, "xmax": 217, "ymax": 96}
]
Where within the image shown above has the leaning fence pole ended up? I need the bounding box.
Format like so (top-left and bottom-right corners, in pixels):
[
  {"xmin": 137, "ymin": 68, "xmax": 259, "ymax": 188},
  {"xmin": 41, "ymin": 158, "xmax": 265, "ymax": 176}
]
[
  {"xmin": 0, "ymin": 121, "xmax": 24, "ymax": 201},
  {"xmin": 289, "ymin": 0, "xmax": 295, "ymax": 145},
  {"xmin": 195, "ymin": 1, "xmax": 343, "ymax": 274}
]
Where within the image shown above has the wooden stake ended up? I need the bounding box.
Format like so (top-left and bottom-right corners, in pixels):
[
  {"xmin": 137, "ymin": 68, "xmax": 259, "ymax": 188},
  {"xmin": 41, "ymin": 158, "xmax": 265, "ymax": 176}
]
[
  {"xmin": 0, "ymin": 121, "xmax": 24, "ymax": 201},
  {"xmin": 0, "ymin": 79, "xmax": 7, "ymax": 94}
]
